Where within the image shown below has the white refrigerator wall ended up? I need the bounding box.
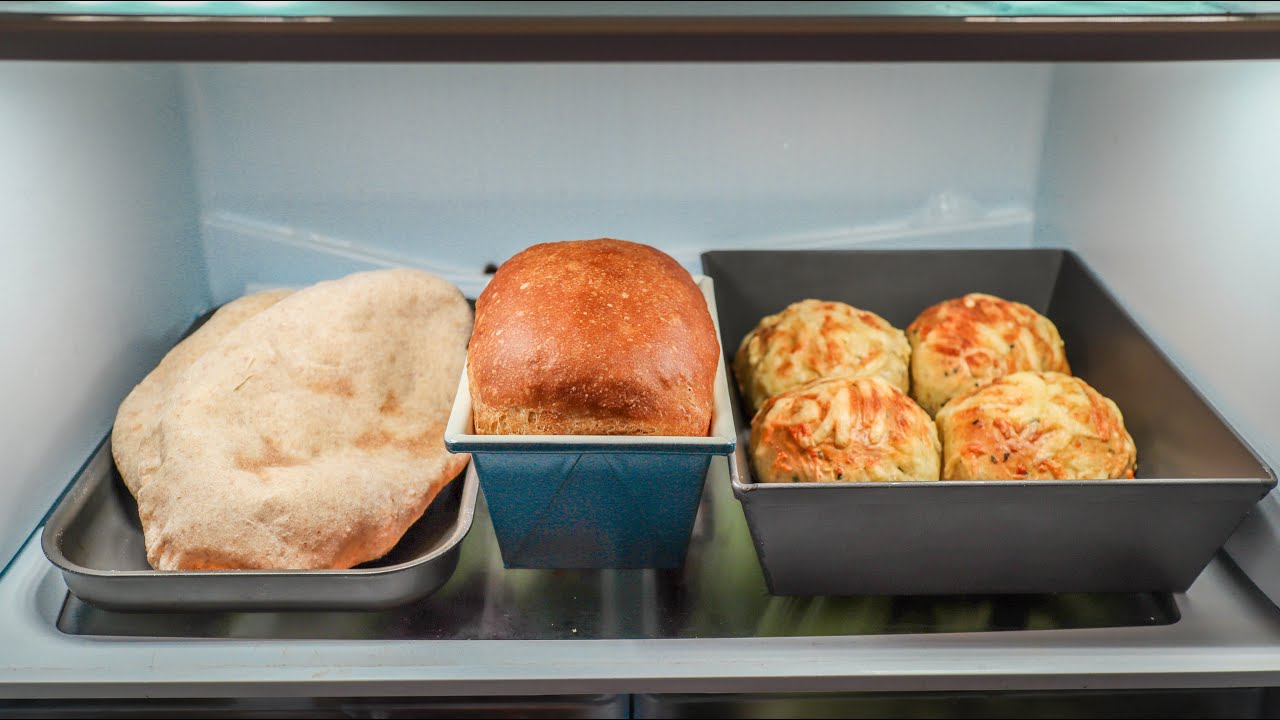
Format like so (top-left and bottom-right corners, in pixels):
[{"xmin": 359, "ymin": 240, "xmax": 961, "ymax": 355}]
[
  {"xmin": 0, "ymin": 64, "xmax": 208, "ymax": 568},
  {"xmin": 183, "ymin": 63, "xmax": 1052, "ymax": 300},
  {"xmin": 1038, "ymin": 61, "xmax": 1280, "ymax": 470}
]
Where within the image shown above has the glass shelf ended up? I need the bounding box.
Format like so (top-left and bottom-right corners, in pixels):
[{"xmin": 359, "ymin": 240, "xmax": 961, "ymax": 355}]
[
  {"xmin": 0, "ymin": 2, "xmax": 1278, "ymax": 19},
  {"xmin": 58, "ymin": 456, "xmax": 1176, "ymax": 642},
  {"xmin": 3, "ymin": 0, "xmax": 1280, "ymax": 61}
]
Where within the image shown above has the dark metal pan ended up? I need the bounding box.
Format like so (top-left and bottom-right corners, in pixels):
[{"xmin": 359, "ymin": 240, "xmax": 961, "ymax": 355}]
[{"xmin": 703, "ymin": 249, "xmax": 1275, "ymax": 595}]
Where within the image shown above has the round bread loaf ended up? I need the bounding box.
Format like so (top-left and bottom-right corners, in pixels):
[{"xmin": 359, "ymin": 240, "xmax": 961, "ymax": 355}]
[
  {"xmin": 936, "ymin": 371, "xmax": 1136, "ymax": 481},
  {"xmin": 908, "ymin": 293, "xmax": 1069, "ymax": 416},
  {"xmin": 734, "ymin": 299, "xmax": 909, "ymax": 414},
  {"xmin": 469, "ymin": 238, "xmax": 719, "ymax": 436},
  {"xmin": 750, "ymin": 376, "xmax": 940, "ymax": 484}
]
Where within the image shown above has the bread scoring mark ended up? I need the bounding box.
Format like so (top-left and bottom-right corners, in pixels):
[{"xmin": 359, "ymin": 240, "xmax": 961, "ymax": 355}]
[
  {"xmin": 308, "ymin": 376, "xmax": 356, "ymax": 398},
  {"xmin": 234, "ymin": 436, "xmax": 305, "ymax": 478},
  {"xmin": 379, "ymin": 390, "xmax": 403, "ymax": 416}
]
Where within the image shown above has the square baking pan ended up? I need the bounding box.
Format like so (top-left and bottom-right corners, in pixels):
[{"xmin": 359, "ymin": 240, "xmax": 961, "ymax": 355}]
[
  {"xmin": 444, "ymin": 275, "xmax": 736, "ymax": 570},
  {"xmin": 41, "ymin": 435, "xmax": 477, "ymax": 612},
  {"xmin": 703, "ymin": 249, "xmax": 1275, "ymax": 596}
]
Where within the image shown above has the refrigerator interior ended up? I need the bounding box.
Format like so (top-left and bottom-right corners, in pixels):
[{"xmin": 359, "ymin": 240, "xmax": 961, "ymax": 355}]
[{"xmin": 4, "ymin": 59, "xmax": 1279, "ymax": 593}]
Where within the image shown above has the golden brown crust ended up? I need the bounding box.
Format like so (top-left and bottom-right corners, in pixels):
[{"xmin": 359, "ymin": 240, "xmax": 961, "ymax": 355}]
[
  {"xmin": 908, "ymin": 293, "xmax": 1069, "ymax": 416},
  {"xmin": 468, "ymin": 239, "xmax": 719, "ymax": 436},
  {"xmin": 936, "ymin": 371, "xmax": 1136, "ymax": 481},
  {"xmin": 750, "ymin": 376, "xmax": 940, "ymax": 484},
  {"xmin": 734, "ymin": 299, "xmax": 909, "ymax": 414}
]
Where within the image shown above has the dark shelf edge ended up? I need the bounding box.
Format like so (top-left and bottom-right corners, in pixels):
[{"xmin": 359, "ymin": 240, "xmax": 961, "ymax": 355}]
[{"xmin": 3, "ymin": 14, "xmax": 1280, "ymax": 61}]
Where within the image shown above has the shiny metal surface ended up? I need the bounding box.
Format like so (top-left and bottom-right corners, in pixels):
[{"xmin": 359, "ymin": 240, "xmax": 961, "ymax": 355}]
[
  {"xmin": 59, "ymin": 453, "xmax": 1174, "ymax": 640},
  {"xmin": 42, "ymin": 439, "xmax": 476, "ymax": 612},
  {"xmin": 6, "ymin": 465, "xmax": 1280, "ymax": 697}
]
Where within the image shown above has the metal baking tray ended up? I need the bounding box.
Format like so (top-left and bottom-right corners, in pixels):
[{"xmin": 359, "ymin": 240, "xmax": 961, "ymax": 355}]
[
  {"xmin": 445, "ymin": 275, "xmax": 736, "ymax": 570},
  {"xmin": 703, "ymin": 249, "xmax": 1275, "ymax": 596},
  {"xmin": 41, "ymin": 435, "xmax": 477, "ymax": 612}
]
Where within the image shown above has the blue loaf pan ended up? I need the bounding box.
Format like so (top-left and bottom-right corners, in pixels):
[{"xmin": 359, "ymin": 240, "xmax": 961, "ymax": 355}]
[{"xmin": 444, "ymin": 275, "xmax": 736, "ymax": 569}]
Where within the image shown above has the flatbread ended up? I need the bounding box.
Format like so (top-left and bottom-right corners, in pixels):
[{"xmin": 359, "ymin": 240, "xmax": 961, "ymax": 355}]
[
  {"xmin": 113, "ymin": 289, "xmax": 294, "ymax": 497},
  {"xmin": 112, "ymin": 269, "xmax": 472, "ymax": 570}
]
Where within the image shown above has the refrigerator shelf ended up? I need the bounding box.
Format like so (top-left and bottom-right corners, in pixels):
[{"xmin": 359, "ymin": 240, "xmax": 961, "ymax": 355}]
[
  {"xmin": 4, "ymin": 454, "xmax": 1280, "ymax": 697},
  {"xmin": 54, "ymin": 451, "xmax": 1176, "ymax": 641}
]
